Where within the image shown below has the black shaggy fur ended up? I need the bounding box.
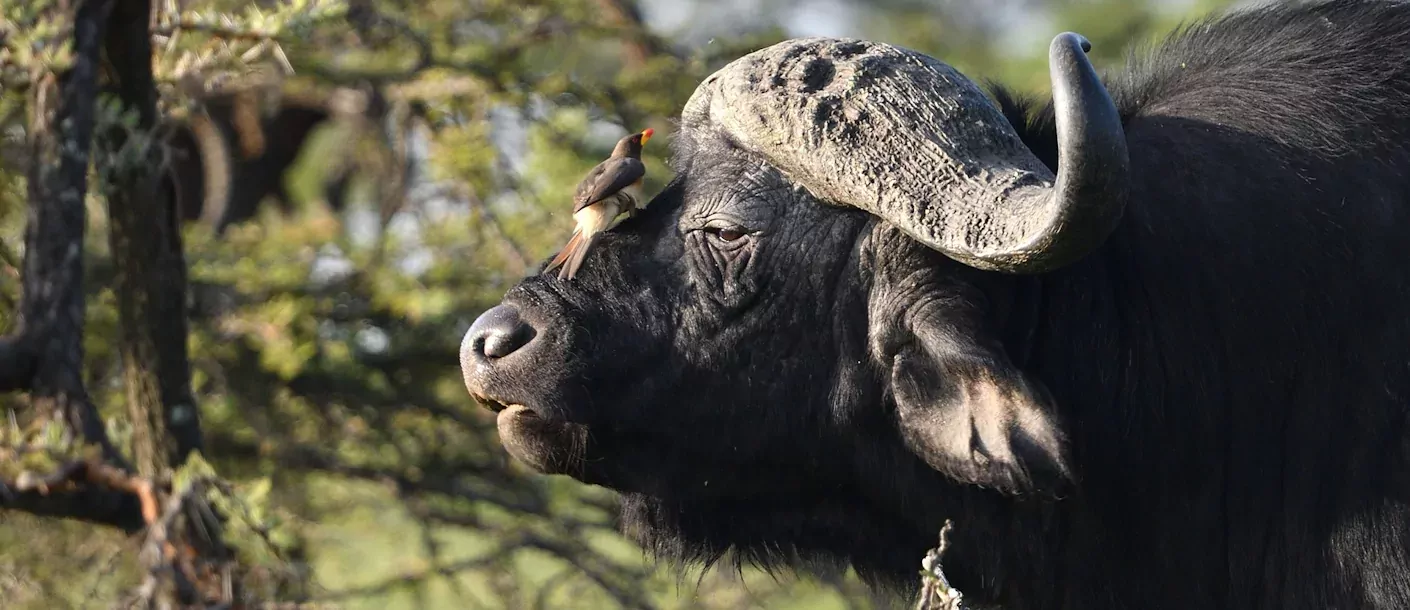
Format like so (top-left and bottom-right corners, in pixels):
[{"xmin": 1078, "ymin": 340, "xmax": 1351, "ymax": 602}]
[{"xmin": 463, "ymin": 1, "xmax": 1410, "ymax": 608}]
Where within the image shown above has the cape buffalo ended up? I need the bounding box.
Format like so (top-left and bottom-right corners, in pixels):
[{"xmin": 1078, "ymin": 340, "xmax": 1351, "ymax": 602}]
[{"xmin": 460, "ymin": 1, "xmax": 1410, "ymax": 607}]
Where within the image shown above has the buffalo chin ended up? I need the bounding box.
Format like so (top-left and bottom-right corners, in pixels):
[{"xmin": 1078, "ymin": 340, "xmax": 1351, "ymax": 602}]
[{"xmin": 495, "ymin": 405, "xmax": 590, "ymax": 477}]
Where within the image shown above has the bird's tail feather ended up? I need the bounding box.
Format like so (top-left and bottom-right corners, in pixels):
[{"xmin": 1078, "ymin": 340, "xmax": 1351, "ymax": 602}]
[
  {"xmin": 544, "ymin": 229, "xmax": 583, "ymax": 275},
  {"xmin": 544, "ymin": 203, "xmax": 616, "ymax": 280},
  {"xmin": 558, "ymin": 232, "xmax": 601, "ymax": 280}
]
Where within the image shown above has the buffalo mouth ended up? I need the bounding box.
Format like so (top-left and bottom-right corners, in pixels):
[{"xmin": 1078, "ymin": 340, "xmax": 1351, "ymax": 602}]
[
  {"xmin": 472, "ymin": 392, "xmax": 514, "ymax": 414},
  {"xmin": 473, "ymin": 395, "xmax": 591, "ymax": 478}
]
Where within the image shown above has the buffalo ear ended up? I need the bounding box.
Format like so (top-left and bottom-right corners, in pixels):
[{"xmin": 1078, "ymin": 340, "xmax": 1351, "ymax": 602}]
[{"xmin": 876, "ymin": 286, "xmax": 1073, "ymax": 496}]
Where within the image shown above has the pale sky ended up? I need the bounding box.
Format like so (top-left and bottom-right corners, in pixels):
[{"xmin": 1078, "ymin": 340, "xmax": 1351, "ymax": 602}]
[{"xmin": 639, "ymin": 0, "xmax": 1209, "ymax": 51}]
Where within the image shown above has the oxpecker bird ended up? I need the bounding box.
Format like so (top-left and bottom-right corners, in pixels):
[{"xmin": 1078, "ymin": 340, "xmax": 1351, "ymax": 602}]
[{"xmin": 544, "ymin": 128, "xmax": 653, "ymax": 280}]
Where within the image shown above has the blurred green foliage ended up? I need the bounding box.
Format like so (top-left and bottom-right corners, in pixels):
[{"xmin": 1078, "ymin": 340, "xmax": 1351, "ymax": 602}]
[{"xmin": 0, "ymin": 0, "xmax": 1235, "ymax": 607}]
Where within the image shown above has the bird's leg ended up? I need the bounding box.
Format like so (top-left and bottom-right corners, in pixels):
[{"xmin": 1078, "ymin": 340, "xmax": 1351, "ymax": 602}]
[{"xmin": 625, "ymin": 191, "xmax": 642, "ymax": 219}]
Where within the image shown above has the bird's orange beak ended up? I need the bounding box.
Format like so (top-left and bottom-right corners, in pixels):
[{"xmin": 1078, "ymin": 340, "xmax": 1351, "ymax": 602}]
[{"xmin": 640, "ymin": 128, "xmax": 654, "ymax": 146}]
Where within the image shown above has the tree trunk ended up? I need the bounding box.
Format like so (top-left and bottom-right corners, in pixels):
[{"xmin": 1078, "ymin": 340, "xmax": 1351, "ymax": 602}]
[
  {"xmin": 0, "ymin": 0, "xmax": 150, "ymax": 533},
  {"xmin": 101, "ymin": 0, "xmax": 203, "ymax": 479},
  {"xmin": 99, "ymin": 4, "xmax": 238, "ymax": 606},
  {"xmin": 21, "ymin": 0, "xmax": 121, "ymax": 459}
]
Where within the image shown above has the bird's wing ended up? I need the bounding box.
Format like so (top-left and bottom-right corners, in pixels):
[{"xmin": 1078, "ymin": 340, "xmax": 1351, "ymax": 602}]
[{"xmin": 573, "ymin": 157, "xmax": 646, "ymax": 213}]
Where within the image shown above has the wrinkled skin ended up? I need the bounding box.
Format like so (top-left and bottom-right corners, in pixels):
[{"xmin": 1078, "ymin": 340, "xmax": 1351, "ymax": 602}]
[
  {"xmin": 468, "ymin": 137, "xmax": 879, "ymax": 494},
  {"xmin": 466, "ymin": 130, "xmax": 1071, "ymax": 593},
  {"xmin": 463, "ymin": 2, "xmax": 1410, "ymax": 608}
]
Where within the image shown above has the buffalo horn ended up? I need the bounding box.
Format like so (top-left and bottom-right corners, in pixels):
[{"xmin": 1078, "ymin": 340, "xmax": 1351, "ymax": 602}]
[{"xmin": 678, "ymin": 33, "xmax": 1130, "ymax": 273}]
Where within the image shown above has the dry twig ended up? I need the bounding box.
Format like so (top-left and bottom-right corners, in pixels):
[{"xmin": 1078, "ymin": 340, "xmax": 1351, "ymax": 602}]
[{"xmin": 916, "ymin": 520, "xmax": 966, "ymax": 610}]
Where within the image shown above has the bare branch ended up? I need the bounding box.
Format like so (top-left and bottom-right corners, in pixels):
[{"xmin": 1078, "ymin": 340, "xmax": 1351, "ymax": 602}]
[
  {"xmin": 289, "ymin": 2, "xmax": 434, "ymax": 85},
  {"xmin": 430, "ymin": 183, "xmax": 532, "ymax": 276},
  {"xmin": 0, "ymin": 455, "xmax": 153, "ymax": 533},
  {"xmin": 916, "ymin": 520, "xmax": 967, "ymax": 610},
  {"xmin": 152, "ymin": 20, "xmax": 278, "ymax": 43},
  {"xmin": 593, "ymin": 0, "xmax": 679, "ymax": 67},
  {"xmin": 314, "ymin": 543, "xmax": 519, "ymax": 602}
]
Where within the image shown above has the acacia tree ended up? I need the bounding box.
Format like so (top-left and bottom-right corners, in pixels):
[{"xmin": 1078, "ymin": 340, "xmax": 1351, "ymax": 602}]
[{"xmin": 0, "ymin": 0, "xmax": 253, "ymax": 607}]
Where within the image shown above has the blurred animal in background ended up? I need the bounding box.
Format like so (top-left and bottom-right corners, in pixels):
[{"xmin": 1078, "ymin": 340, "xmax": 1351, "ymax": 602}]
[{"xmin": 160, "ymin": 80, "xmax": 422, "ymax": 235}]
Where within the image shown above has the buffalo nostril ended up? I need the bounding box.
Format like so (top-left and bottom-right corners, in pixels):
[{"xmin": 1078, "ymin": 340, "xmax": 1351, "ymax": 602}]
[
  {"xmin": 465, "ymin": 304, "xmax": 537, "ymax": 360},
  {"xmin": 483, "ymin": 331, "xmax": 526, "ymax": 359}
]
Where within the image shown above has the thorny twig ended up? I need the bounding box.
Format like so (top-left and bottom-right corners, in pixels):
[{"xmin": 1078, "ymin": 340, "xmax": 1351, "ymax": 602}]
[
  {"xmin": 129, "ymin": 478, "xmax": 197, "ymax": 606},
  {"xmin": 122, "ymin": 476, "xmax": 249, "ymax": 609},
  {"xmin": 916, "ymin": 520, "xmax": 966, "ymax": 610}
]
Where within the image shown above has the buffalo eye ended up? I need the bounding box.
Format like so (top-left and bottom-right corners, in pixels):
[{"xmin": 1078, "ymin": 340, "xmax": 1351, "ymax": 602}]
[{"xmin": 704, "ymin": 226, "xmax": 748, "ymax": 244}]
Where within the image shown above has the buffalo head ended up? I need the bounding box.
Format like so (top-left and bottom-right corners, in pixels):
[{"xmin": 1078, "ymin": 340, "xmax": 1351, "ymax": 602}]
[{"xmin": 461, "ymin": 34, "xmax": 1128, "ymax": 588}]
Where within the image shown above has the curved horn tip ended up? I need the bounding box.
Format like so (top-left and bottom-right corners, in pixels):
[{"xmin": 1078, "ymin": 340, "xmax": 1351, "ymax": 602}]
[{"xmin": 1053, "ymin": 32, "xmax": 1093, "ymax": 54}]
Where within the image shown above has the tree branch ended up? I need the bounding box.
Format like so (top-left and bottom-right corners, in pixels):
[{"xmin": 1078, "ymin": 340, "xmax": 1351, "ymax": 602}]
[
  {"xmin": 291, "ymin": 1, "xmax": 434, "ymax": 85},
  {"xmin": 314, "ymin": 543, "xmax": 520, "ymax": 602},
  {"xmin": 0, "ymin": 455, "xmax": 152, "ymax": 533},
  {"xmin": 458, "ymin": 184, "xmax": 532, "ymax": 275},
  {"xmin": 593, "ymin": 0, "xmax": 678, "ymax": 67}
]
